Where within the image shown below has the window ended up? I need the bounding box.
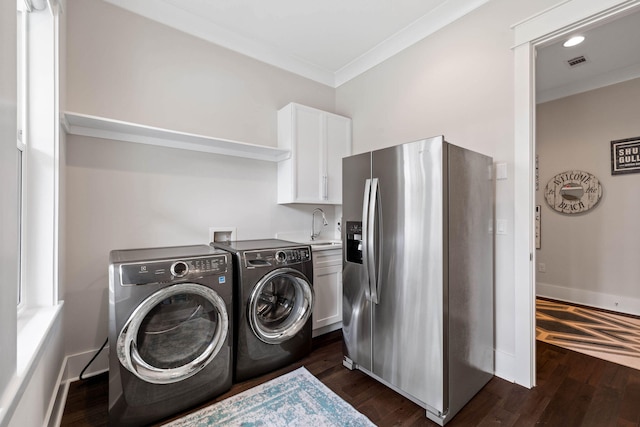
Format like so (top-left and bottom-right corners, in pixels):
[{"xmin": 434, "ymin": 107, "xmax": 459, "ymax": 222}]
[
  {"xmin": 16, "ymin": 0, "xmax": 60, "ymax": 309},
  {"xmin": 0, "ymin": 2, "xmax": 63, "ymax": 424},
  {"xmin": 16, "ymin": 2, "xmax": 25, "ymax": 308},
  {"xmin": 16, "ymin": 145, "xmax": 24, "ymax": 306}
]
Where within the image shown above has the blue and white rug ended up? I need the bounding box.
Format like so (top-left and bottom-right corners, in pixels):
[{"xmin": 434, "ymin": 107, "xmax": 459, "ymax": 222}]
[{"xmin": 163, "ymin": 367, "xmax": 375, "ymax": 427}]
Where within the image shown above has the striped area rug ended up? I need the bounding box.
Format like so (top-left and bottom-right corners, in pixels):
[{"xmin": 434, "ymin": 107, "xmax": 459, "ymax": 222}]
[{"xmin": 536, "ymin": 298, "xmax": 640, "ymax": 370}]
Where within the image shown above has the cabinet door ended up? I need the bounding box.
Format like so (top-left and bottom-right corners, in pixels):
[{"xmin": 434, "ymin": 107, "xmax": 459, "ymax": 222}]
[
  {"xmin": 277, "ymin": 103, "xmax": 351, "ymax": 204},
  {"xmin": 312, "ymin": 264, "xmax": 343, "ymax": 330},
  {"xmin": 325, "ymin": 113, "xmax": 352, "ymax": 204},
  {"xmin": 294, "ymin": 106, "xmax": 324, "ymax": 202}
]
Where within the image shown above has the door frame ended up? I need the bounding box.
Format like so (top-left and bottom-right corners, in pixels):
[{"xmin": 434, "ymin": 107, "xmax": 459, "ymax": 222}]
[{"xmin": 512, "ymin": 0, "xmax": 640, "ymax": 388}]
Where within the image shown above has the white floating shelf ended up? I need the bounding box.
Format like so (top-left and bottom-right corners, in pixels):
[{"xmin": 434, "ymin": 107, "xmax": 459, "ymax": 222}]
[{"xmin": 62, "ymin": 112, "xmax": 290, "ymax": 162}]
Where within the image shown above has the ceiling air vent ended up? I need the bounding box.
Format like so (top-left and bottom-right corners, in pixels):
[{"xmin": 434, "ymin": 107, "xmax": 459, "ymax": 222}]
[{"xmin": 567, "ymin": 55, "xmax": 587, "ymax": 67}]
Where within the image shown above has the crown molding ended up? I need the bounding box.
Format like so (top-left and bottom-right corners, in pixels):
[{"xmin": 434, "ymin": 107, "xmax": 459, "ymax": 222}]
[
  {"xmin": 104, "ymin": 0, "xmax": 488, "ymax": 88},
  {"xmin": 334, "ymin": 0, "xmax": 489, "ymax": 87}
]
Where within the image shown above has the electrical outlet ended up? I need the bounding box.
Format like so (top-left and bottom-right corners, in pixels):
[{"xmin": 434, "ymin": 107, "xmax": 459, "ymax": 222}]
[
  {"xmin": 496, "ymin": 162, "xmax": 508, "ymax": 180},
  {"xmin": 538, "ymin": 263, "xmax": 546, "ymax": 273},
  {"xmin": 496, "ymin": 219, "xmax": 507, "ymax": 235}
]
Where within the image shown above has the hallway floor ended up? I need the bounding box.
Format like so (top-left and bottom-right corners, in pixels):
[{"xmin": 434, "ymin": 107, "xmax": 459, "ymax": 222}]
[{"xmin": 536, "ymin": 298, "xmax": 640, "ymax": 370}]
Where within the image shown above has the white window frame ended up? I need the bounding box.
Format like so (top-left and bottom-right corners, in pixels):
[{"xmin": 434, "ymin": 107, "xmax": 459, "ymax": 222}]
[
  {"xmin": 16, "ymin": 146, "xmax": 25, "ymax": 308},
  {"xmin": 16, "ymin": 3, "xmax": 27, "ymax": 311},
  {"xmin": 19, "ymin": 0, "xmax": 61, "ymax": 311},
  {"xmin": 6, "ymin": 1, "xmax": 64, "ymax": 422}
]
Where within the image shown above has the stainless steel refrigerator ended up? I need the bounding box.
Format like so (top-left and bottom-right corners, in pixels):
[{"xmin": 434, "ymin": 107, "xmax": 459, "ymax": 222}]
[{"xmin": 342, "ymin": 136, "xmax": 494, "ymax": 425}]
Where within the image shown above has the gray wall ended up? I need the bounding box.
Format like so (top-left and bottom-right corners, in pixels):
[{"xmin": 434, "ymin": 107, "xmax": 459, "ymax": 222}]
[
  {"xmin": 336, "ymin": 0, "xmax": 558, "ymax": 377},
  {"xmin": 66, "ymin": 0, "xmax": 335, "ymax": 146},
  {"xmin": 536, "ymin": 77, "xmax": 640, "ymax": 314},
  {"xmin": 64, "ymin": 0, "xmax": 339, "ymax": 373}
]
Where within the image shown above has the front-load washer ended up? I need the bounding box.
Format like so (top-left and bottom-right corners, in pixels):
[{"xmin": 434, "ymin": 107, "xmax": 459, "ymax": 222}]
[
  {"xmin": 211, "ymin": 239, "xmax": 314, "ymax": 382},
  {"xmin": 108, "ymin": 245, "xmax": 233, "ymax": 426}
]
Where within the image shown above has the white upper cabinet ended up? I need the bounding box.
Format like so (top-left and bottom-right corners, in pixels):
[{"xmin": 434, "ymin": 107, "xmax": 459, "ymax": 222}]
[{"xmin": 277, "ymin": 103, "xmax": 351, "ymax": 204}]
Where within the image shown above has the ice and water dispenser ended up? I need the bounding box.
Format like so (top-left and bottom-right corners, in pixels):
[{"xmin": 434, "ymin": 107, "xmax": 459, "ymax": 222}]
[{"xmin": 345, "ymin": 221, "xmax": 363, "ymax": 264}]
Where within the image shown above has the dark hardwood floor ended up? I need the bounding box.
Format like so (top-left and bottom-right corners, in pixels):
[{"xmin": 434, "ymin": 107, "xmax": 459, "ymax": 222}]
[{"xmin": 61, "ymin": 331, "xmax": 640, "ymax": 426}]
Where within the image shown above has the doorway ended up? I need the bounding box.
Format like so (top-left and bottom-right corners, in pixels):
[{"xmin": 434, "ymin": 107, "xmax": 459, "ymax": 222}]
[
  {"xmin": 533, "ymin": 7, "xmax": 640, "ymax": 370},
  {"xmin": 513, "ymin": 0, "xmax": 640, "ymax": 388}
]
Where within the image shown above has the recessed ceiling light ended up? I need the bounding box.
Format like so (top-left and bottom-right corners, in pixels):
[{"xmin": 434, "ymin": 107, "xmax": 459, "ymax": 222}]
[{"xmin": 563, "ymin": 36, "xmax": 585, "ymax": 47}]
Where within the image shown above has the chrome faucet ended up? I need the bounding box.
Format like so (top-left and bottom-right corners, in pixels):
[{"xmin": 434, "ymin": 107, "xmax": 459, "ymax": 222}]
[{"xmin": 311, "ymin": 208, "xmax": 328, "ymax": 240}]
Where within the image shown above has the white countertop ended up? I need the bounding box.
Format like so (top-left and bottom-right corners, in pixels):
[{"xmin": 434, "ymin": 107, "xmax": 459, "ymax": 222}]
[
  {"xmin": 275, "ymin": 231, "xmax": 342, "ymax": 251},
  {"xmin": 308, "ymin": 240, "xmax": 342, "ymax": 251}
]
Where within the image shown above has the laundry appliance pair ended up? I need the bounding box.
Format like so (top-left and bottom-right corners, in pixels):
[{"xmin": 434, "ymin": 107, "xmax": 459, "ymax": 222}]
[{"xmin": 108, "ymin": 240, "xmax": 314, "ymax": 426}]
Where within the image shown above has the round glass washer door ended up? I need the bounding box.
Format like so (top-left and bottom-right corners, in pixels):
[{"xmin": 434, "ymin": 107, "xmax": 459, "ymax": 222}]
[
  {"xmin": 117, "ymin": 283, "xmax": 228, "ymax": 384},
  {"xmin": 249, "ymin": 267, "xmax": 314, "ymax": 344}
]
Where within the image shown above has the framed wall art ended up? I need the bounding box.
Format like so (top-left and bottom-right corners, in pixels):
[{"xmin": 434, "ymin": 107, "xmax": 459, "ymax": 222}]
[
  {"xmin": 544, "ymin": 170, "xmax": 603, "ymax": 215},
  {"xmin": 611, "ymin": 136, "xmax": 640, "ymax": 175}
]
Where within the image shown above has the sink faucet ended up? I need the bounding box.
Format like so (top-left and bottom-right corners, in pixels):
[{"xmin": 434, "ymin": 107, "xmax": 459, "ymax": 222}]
[{"xmin": 311, "ymin": 208, "xmax": 328, "ymax": 240}]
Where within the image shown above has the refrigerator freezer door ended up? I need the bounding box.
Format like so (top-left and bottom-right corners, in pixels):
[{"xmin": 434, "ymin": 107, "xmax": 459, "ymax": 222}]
[
  {"xmin": 342, "ymin": 152, "xmax": 373, "ymax": 371},
  {"xmin": 371, "ymin": 137, "xmax": 446, "ymax": 413}
]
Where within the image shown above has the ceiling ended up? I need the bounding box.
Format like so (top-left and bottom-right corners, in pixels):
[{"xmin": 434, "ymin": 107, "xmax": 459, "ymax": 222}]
[
  {"xmin": 102, "ymin": 0, "xmax": 640, "ymax": 95},
  {"xmin": 102, "ymin": 0, "xmax": 489, "ymax": 87},
  {"xmin": 536, "ymin": 7, "xmax": 640, "ymax": 103}
]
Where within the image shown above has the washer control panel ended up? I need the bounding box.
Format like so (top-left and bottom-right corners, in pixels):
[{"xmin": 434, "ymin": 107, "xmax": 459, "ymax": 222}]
[
  {"xmin": 119, "ymin": 254, "xmax": 229, "ymax": 286},
  {"xmin": 244, "ymin": 247, "xmax": 311, "ymax": 268}
]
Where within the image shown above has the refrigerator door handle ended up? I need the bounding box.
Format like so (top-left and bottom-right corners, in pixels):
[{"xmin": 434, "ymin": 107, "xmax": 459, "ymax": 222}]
[
  {"xmin": 368, "ymin": 178, "xmax": 380, "ymax": 304},
  {"xmin": 362, "ymin": 178, "xmax": 372, "ymax": 301}
]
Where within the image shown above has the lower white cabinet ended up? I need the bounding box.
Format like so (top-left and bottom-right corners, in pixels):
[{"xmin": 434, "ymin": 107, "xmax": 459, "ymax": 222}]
[{"xmin": 311, "ymin": 248, "xmax": 342, "ymax": 336}]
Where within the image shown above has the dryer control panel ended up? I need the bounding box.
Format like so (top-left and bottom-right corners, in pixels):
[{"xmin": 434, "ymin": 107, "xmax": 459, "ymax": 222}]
[
  {"xmin": 119, "ymin": 254, "xmax": 229, "ymax": 286},
  {"xmin": 244, "ymin": 247, "xmax": 311, "ymax": 268}
]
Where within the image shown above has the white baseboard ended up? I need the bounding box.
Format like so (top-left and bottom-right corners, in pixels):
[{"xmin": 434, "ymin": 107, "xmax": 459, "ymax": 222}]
[
  {"xmin": 47, "ymin": 346, "xmax": 110, "ymax": 427},
  {"xmin": 536, "ymin": 282, "xmax": 640, "ymax": 315},
  {"xmin": 65, "ymin": 344, "xmax": 110, "ymax": 382},
  {"xmin": 494, "ymin": 348, "xmax": 515, "ymax": 383},
  {"xmin": 45, "ymin": 356, "xmax": 68, "ymax": 427},
  {"xmin": 47, "ymin": 378, "xmax": 69, "ymax": 427}
]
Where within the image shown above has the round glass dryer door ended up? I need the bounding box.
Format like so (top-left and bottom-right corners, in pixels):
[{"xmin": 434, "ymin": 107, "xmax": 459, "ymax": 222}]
[
  {"xmin": 248, "ymin": 268, "xmax": 314, "ymax": 344},
  {"xmin": 117, "ymin": 283, "xmax": 228, "ymax": 384}
]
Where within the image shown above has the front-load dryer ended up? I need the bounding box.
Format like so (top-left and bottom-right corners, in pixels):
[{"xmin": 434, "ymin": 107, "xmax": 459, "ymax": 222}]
[
  {"xmin": 108, "ymin": 245, "xmax": 233, "ymax": 426},
  {"xmin": 211, "ymin": 239, "xmax": 314, "ymax": 382}
]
